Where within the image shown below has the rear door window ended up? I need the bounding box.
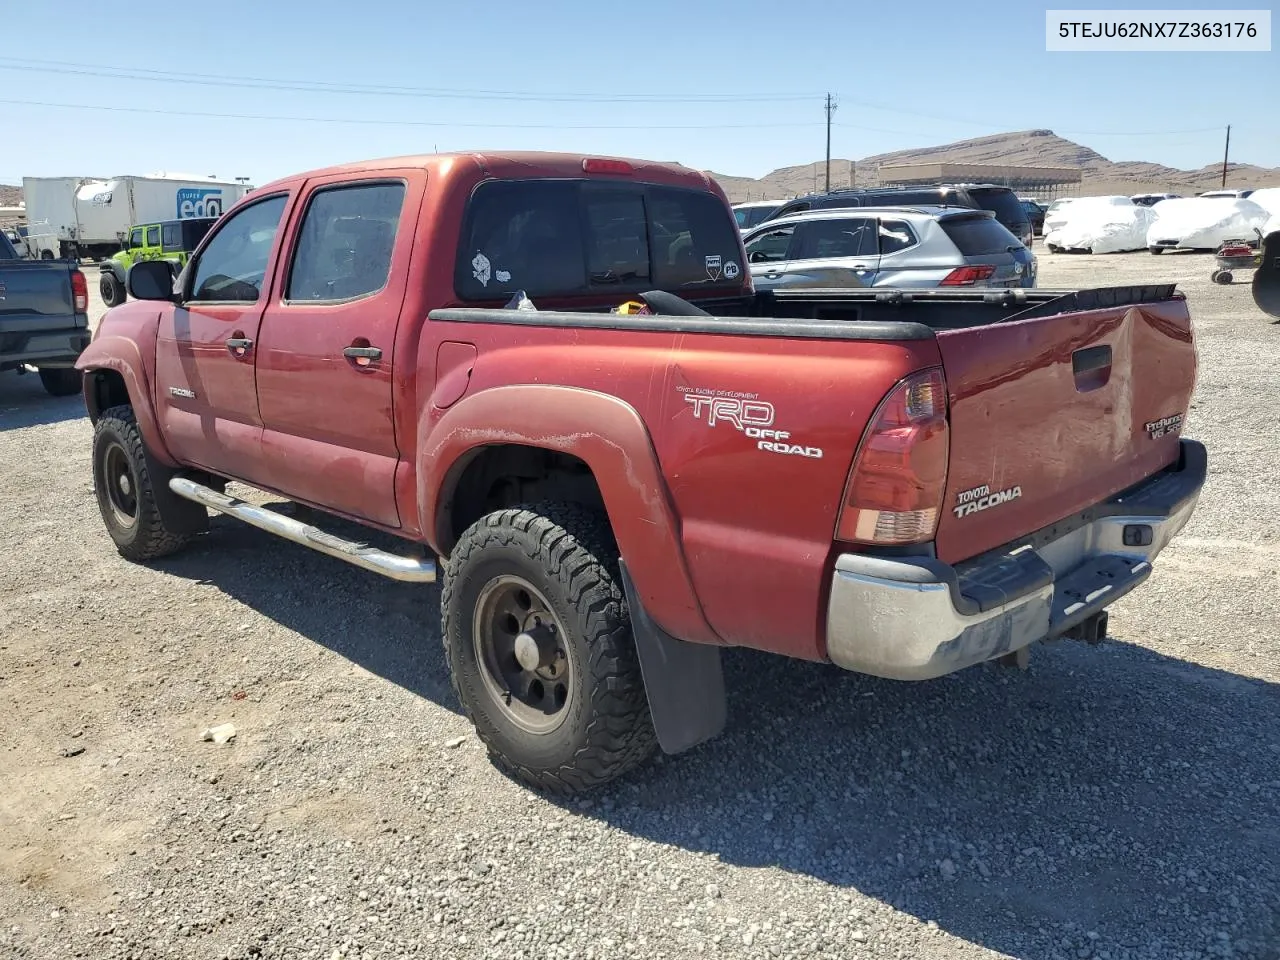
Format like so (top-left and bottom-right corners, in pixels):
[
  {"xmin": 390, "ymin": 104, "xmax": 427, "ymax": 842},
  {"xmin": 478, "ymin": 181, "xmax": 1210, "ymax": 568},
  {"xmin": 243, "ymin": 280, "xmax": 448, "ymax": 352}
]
[
  {"xmin": 146, "ymin": 226, "xmax": 161, "ymax": 247},
  {"xmin": 456, "ymin": 180, "xmax": 743, "ymax": 300},
  {"xmin": 940, "ymin": 215, "xmax": 1018, "ymax": 256},
  {"xmin": 793, "ymin": 218, "xmax": 876, "ymax": 259},
  {"xmin": 287, "ymin": 181, "xmax": 406, "ymax": 302},
  {"xmin": 162, "ymin": 223, "xmax": 181, "ymax": 248}
]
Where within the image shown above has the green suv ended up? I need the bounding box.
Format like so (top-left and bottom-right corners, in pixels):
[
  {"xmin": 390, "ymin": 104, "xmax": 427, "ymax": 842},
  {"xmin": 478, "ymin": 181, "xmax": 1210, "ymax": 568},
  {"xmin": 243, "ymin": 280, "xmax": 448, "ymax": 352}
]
[{"xmin": 99, "ymin": 217, "xmax": 218, "ymax": 307}]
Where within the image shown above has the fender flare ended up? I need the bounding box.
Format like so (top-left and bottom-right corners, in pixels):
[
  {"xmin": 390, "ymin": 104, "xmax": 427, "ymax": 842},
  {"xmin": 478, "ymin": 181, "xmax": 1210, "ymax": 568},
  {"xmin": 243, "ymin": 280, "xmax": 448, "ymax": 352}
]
[
  {"xmin": 100, "ymin": 261, "xmax": 127, "ymax": 285},
  {"xmin": 420, "ymin": 384, "xmax": 720, "ymax": 647},
  {"xmin": 75, "ymin": 336, "xmax": 178, "ymax": 467}
]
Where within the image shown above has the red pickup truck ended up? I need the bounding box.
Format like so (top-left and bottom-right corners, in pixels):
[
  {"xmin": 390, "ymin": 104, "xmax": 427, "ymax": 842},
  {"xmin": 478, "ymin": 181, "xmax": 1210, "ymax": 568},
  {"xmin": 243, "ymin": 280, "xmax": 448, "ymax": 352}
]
[{"xmin": 75, "ymin": 152, "xmax": 1205, "ymax": 795}]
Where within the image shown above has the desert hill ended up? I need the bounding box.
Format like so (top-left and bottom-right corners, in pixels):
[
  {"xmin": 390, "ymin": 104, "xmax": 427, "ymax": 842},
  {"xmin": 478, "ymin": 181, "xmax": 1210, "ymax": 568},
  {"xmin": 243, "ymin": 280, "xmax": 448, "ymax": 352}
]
[{"xmin": 712, "ymin": 129, "xmax": 1280, "ymax": 202}]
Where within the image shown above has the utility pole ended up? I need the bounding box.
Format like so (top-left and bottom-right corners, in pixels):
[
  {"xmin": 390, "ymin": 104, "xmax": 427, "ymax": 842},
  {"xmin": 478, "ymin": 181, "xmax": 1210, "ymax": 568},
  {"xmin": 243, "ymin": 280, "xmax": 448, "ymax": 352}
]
[
  {"xmin": 1221, "ymin": 125, "xmax": 1231, "ymax": 188},
  {"xmin": 824, "ymin": 93, "xmax": 838, "ymax": 193}
]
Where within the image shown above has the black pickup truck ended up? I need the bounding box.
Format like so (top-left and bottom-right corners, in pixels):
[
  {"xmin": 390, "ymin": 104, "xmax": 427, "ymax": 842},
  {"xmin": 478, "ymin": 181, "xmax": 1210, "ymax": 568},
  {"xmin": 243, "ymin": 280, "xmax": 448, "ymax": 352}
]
[{"xmin": 0, "ymin": 231, "xmax": 90, "ymax": 396}]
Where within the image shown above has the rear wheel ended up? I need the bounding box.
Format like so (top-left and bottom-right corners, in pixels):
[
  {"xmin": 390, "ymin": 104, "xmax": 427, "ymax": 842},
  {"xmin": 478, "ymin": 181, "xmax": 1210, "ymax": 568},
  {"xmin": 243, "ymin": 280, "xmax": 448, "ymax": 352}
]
[
  {"xmin": 1213, "ymin": 270, "xmax": 1233, "ymax": 285},
  {"xmin": 40, "ymin": 249, "xmax": 54, "ymax": 260},
  {"xmin": 442, "ymin": 502, "xmax": 657, "ymax": 794},
  {"xmin": 38, "ymin": 367, "xmax": 82, "ymax": 397},
  {"xmin": 1148, "ymin": 246, "xmax": 1164, "ymax": 255},
  {"xmin": 92, "ymin": 405, "xmax": 193, "ymax": 561},
  {"xmin": 100, "ymin": 272, "xmax": 126, "ymax": 307}
]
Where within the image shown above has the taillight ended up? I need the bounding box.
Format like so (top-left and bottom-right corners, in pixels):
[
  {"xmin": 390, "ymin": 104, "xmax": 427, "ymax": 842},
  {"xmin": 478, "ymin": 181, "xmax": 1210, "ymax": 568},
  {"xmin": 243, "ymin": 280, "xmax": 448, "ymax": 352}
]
[
  {"xmin": 940, "ymin": 265, "xmax": 996, "ymax": 286},
  {"xmin": 582, "ymin": 158, "xmax": 634, "ymax": 175},
  {"xmin": 70, "ymin": 270, "xmax": 88, "ymax": 312},
  {"xmin": 836, "ymin": 367, "xmax": 949, "ymax": 545}
]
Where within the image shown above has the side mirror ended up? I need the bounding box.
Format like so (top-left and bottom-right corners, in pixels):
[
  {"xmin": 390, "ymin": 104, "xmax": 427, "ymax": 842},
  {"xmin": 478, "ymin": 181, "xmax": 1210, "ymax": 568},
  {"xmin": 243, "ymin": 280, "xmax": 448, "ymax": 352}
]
[
  {"xmin": 127, "ymin": 259, "xmax": 179, "ymax": 302},
  {"xmin": 749, "ymin": 251, "xmax": 768, "ymax": 263}
]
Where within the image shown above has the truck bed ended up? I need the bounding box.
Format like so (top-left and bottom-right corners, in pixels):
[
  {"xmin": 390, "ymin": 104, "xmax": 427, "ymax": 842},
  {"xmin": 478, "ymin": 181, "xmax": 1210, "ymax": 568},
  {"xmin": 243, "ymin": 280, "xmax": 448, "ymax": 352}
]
[{"xmin": 432, "ymin": 281, "xmax": 1195, "ymax": 569}]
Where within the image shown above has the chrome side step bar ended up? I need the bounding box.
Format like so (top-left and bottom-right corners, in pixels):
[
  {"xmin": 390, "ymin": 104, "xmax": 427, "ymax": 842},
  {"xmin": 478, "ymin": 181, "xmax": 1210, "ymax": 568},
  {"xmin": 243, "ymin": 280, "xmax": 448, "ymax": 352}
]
[{"xmin": 168, "ymin": 477, "xmax": 438, "ymax": 583}]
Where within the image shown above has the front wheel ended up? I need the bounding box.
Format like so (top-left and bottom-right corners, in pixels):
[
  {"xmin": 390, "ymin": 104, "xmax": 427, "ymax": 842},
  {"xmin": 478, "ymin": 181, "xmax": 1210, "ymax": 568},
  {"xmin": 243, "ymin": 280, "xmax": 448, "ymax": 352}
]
[
  {"xmin": 100, "ymin": 272, "xmax": 126, "ymax": 307},
  {"xmin": 92, "ymin": 405, "xmax": 193, "ymax": 561},
  {"xmin": 442, "ymin": 502, "xmax": 657, "ymax": 794},
  {"xmin": 1213, "ymin": 269, "xmax": 1233, "ymax": 285},
  {"xmin": 1149, "ymin": 246, "xmax": 1165, "ymax": 255}
]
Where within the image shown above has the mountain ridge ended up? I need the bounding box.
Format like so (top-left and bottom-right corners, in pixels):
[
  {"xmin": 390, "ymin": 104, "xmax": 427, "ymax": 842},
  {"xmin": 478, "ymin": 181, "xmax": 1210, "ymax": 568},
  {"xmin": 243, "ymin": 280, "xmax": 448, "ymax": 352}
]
[{"xmin": 709, "ymin": 129, "xmax": 1280, "ymax": 202}]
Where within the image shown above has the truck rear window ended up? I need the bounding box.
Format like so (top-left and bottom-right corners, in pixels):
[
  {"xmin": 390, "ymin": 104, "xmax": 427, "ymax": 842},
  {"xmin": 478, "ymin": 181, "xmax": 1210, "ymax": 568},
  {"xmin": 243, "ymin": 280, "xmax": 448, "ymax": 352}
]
[
  {"xmin": 940, "ymin": 215, "xmax": 1019, "ymax": 256},
  {"xmin": 456, "ymin": 180, "xmax": 744, "ymax": 301}
]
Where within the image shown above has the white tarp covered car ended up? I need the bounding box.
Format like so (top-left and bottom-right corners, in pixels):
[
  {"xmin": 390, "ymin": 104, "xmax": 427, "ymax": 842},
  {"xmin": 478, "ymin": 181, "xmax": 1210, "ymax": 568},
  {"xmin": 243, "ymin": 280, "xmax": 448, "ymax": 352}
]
[
  {"xmin": 1245, "ymin": 187, "xmax": 1280, "ymax": 218},
  {"xmin": 1146, "ymin": 197, "xmax": 1270, "ymax": 253},
  {"xmin": 1045, "ymin": 200, "xmax": 1155, "ymax": 254},
  {"xmin": 1042, "ymin": 195, "xmax": 1132, "ymax": 238}
]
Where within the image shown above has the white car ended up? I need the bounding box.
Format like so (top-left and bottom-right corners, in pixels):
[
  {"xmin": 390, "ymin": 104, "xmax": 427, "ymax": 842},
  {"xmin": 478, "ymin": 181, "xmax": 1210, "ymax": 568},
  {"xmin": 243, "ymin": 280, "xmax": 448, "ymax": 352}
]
[
  {"xmin": 1147, "ymin": 197, "xmax": 1270, "ymax": 253},
  {"xmin": 1043, "ymin": 196, "xmax": 1134, "ymax": 248}
]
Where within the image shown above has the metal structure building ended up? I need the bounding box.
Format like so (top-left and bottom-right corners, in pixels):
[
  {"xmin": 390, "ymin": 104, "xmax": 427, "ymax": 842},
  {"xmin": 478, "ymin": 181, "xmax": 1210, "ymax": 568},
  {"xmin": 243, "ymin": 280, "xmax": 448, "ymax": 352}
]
[{"xmin": 876, "ymin": 162, "xmax": 1083, "ymax": 199}]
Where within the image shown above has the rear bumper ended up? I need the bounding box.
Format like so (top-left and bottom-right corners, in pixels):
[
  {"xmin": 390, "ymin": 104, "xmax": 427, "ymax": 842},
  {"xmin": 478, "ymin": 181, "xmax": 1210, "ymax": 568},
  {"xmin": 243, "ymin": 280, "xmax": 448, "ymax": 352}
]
[
  {"xmin": 0, "ymin": 320, "xmax": 92, "ymax": 372},
  {"xmin": 825, "ymin": 439, "xmax": 1206, "ymax": 680}
]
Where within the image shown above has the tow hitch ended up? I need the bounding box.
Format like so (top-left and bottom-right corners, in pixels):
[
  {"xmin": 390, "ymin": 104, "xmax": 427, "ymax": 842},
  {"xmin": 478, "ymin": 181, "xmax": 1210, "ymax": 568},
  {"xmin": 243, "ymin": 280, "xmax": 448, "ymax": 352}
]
[{"xmin": 1061, "ymin": 610, "xmax": 1109, "ymax": 645}]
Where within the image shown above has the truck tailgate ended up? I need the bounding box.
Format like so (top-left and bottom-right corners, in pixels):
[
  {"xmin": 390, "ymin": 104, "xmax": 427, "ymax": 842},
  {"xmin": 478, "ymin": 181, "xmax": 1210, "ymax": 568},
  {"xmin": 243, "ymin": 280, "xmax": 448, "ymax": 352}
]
[
  {"xmin": 0, "ymin": 261, "xmax": 78, "ymax": 324},
  {"xmin": 932, "ymin": 293, "xmax": 1196, "ymax": 565}
]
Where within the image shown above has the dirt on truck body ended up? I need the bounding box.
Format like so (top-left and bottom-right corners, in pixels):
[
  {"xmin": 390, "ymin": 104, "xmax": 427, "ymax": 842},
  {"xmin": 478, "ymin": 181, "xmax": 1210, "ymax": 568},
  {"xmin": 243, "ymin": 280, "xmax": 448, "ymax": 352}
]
[{"xmin": 74, "ymin": 151, "xmax": 1204, "ymax": 794}]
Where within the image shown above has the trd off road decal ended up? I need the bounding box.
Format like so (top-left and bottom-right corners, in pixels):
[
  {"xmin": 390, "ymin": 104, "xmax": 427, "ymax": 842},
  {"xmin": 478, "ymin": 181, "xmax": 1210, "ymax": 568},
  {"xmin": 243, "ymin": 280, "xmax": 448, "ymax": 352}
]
[
  {"xmin": 679, "ymin": 386, "xmax": 823, "ymax": 459},
  {"xmin": 1144, "ymin": 413, "xmax": 1183, "ymax": 439},
  {"xmin": 953, "ymin": 483, "xmax": 1022, "ymax": 519}
]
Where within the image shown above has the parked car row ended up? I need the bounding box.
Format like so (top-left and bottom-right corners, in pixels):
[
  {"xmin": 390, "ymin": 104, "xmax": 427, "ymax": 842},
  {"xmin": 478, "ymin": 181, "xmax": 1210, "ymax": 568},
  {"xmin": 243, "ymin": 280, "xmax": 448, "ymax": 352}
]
[
  {"xmin": 741, "ymin": 206, "xmax": 1035, "ymax": 290},
  {"xmin": 1039, "ymin": 193, "xmax": 1274, "ymax": 255}
]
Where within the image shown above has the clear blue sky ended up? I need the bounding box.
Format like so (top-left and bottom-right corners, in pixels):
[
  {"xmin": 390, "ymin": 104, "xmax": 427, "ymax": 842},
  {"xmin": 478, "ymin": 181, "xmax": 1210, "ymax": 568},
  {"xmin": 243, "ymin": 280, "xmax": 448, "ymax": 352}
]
[{"xmin": 1, "ymin": 0, "xmax": 1275, "ymax": 187}]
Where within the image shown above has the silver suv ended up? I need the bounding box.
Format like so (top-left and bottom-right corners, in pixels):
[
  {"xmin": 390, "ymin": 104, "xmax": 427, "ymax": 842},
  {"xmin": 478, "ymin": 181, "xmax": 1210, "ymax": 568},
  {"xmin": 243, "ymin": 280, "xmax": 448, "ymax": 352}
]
[{"xmin": 741, "ymin": 206, "xmax": 1036, "ymax": 290}]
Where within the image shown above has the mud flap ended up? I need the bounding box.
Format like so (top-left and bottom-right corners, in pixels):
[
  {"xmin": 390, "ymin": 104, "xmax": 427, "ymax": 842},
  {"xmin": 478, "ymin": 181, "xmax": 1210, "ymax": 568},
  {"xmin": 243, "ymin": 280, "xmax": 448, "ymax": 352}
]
[
  {"xmin": 1253, "ymin": 230, "xmax": 1280, "ymax": 320},
  {"xmin": 617, "ymin": 560, "xmax": 727, "ymax": 755},
  {"xmin": 142, "ymin": 447, "xmax": 210, "ymax": 538}
]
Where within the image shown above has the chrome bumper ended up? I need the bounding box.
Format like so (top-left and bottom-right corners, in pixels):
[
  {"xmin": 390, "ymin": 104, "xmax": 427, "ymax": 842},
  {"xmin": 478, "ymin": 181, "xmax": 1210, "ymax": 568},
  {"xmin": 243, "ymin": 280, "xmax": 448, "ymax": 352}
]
[{"xmin": 825, "ymin": 439, "xmax": 1206, "ymax": 680}]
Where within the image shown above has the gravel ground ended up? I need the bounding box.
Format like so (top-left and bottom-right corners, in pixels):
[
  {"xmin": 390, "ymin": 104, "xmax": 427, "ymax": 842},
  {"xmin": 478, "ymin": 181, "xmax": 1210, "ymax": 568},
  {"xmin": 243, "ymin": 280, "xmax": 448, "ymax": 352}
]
[{"xmin": 1, "ymin": 248, "xmax": 1277, "ymax": 960}]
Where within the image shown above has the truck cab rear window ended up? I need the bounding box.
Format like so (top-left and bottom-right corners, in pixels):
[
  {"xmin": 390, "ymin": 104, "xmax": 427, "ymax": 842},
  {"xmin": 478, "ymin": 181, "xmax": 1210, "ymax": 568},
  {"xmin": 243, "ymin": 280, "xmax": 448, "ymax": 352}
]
[{"xmin": 456, "ymin": 180, "xmax": 742, "ymax": 300}]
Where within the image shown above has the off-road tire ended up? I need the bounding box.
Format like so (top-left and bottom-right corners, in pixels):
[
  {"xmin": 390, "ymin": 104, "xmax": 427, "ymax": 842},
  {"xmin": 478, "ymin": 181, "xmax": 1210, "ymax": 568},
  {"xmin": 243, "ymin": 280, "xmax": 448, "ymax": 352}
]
[
  {"xmin": 38, "ymin": 367, "xmax": 83, "ymax": 397},
  {"xmin": 92, "ymin": 405, "xmax": 192, "ymax": 561},
  {"xmin": 100, "ymin": 272, "xmax": 125, "ymax": 307},
  {"xmin": 442, "ymin": 502, "xmax": 657, "ymax": 794}
]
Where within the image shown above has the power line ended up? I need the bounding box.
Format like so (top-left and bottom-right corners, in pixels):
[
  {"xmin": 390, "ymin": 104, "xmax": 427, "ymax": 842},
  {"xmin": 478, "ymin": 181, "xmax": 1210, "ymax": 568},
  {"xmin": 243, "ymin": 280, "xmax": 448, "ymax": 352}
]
[
  {"xmin": 0, "ymin": 57, "xmax": 820, "ymax": 104},
  {"xmin": 0, "ymin": 97, "xmax": 825, "ymax": 131}
]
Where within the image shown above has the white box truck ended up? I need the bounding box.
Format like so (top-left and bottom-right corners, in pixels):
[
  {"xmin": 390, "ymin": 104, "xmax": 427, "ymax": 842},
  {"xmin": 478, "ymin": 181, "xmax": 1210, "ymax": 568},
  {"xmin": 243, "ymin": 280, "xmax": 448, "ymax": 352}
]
[{"xmin": 22, "ymin": 174, "xmax": 253, "ymax": 260}]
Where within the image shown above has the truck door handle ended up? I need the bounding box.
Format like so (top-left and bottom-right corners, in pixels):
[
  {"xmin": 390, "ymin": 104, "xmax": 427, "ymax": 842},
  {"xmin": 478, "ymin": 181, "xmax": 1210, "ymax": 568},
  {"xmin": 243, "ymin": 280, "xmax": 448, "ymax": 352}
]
[
  {"xmin": 225, "ymin": 336, "xmax": 253, "ymax": 357},
  {"xmin": 344, "ymin": 345, "xmax": 382, "ymax": 366}
]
